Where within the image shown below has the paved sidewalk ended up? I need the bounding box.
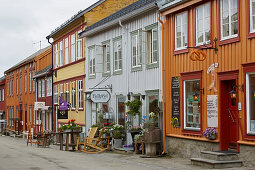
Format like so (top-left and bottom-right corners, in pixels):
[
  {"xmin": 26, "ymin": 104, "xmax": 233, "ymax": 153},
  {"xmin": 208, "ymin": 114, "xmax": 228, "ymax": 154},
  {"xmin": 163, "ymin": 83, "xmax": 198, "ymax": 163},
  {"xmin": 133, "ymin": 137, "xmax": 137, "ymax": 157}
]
[{"xmin": 0, "ymin": 136, "xmax": 251, "ymax": 170}]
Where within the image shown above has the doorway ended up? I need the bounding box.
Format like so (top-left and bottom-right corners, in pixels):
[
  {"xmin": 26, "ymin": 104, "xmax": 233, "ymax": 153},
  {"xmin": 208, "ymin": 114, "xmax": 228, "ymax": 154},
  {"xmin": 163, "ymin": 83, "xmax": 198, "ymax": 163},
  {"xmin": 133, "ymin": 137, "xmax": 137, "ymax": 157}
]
[{"xmin": 219, "ymin": 78, "xmax": 239, "ymax": 151}]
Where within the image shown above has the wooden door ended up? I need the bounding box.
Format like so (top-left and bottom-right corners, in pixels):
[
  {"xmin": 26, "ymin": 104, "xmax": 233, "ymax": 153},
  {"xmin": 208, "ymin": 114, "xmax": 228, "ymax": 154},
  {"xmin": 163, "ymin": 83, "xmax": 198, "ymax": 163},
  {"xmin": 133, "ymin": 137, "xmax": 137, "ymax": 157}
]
[{"xmin": 220, "ymin": 79, "xmax": 239, "ymax": 151}]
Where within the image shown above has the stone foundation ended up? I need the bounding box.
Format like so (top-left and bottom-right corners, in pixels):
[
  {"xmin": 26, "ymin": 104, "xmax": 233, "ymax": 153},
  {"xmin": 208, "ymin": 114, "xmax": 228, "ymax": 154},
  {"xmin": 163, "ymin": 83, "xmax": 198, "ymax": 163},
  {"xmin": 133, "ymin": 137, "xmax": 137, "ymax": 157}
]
[
  {"xmin": 239, "ymin": 144, "xmax": 255, "ymax": 167},
  {"xmin": 166, "ymin": 136, "xmax": 219, "ymax": 158}
]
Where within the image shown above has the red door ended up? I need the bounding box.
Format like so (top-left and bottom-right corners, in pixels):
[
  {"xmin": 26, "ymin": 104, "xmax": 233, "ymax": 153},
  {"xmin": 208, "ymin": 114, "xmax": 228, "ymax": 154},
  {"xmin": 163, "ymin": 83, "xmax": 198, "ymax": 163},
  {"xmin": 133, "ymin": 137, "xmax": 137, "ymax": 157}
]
[{"xmin": 220, "ymin": 79, "xmax": 239, "ymax": 151}]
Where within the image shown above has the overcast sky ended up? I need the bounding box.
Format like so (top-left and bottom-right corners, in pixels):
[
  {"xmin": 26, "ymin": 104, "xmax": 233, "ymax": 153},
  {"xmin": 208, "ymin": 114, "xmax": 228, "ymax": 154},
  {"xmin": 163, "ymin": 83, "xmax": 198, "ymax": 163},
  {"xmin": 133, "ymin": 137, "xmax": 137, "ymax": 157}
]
[{"xmin": 0, "ymin": 0, "xmax": 97, "ymax": 77}]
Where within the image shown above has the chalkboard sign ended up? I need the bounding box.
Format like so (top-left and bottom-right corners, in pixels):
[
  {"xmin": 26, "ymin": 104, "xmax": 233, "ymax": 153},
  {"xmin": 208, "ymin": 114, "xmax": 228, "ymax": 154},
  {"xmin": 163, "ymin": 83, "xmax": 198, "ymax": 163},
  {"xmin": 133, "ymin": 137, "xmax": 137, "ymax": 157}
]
[
  {"xmin": 171, "ymin": 77, "xmax": 181, "ymax": 127},
  {"xmin": 58, "ymin": 109, "xmax": 68, "ymax": 119}
]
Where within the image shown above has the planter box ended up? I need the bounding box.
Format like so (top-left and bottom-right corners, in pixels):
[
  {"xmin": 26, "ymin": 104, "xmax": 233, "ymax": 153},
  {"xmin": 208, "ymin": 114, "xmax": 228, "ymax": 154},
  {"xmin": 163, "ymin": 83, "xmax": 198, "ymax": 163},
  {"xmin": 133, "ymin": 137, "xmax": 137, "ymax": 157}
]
[
  {"xmin": 144, "ymin": 128, "xmax": 161, "ymax": 143},
  {"xmin": 113, "ymin": 138, "xmax": 122, "ymax": 149}
]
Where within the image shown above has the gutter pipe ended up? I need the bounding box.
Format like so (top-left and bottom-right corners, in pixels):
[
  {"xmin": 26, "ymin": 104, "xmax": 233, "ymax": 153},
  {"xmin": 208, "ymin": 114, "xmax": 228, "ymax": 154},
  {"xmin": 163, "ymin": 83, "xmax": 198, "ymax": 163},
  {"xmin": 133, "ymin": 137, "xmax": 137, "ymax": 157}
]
[{"xmin": 158, "ymin": 14, "xmax": 166, "ymax": 155}]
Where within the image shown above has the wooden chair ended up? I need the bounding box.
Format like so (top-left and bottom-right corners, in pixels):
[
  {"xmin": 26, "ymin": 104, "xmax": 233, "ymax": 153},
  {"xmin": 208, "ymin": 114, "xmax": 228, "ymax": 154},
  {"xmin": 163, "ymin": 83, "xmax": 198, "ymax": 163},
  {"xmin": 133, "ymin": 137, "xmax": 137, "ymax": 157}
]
[
  {"xmin": 27, "ymin": 122, "xmax": 39, "ymax": 146},
  {"xmin": 76, "ymin": 127, "xmax": 98, "ymax": 151},
  {"xmin": 83, "ymin": 128, "xmax": 107, "ymax": 154}
]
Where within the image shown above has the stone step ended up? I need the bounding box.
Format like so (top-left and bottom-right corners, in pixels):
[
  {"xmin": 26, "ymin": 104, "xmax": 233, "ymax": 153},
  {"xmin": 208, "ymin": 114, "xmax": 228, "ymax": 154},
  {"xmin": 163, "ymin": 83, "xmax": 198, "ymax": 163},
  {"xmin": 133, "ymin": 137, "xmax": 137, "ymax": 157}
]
[
  {"xmin": 201, "ymin": 151, "xmax": 239, "ymax": 161},
  {"xmin": 191, "ymin": 158, "xmax": 243, "ymax": 169}
]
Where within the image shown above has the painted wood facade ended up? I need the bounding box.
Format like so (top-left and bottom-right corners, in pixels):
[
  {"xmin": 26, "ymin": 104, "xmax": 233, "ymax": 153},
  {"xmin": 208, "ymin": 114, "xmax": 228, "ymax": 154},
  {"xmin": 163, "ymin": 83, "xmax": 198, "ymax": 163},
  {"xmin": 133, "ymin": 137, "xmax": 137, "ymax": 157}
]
[{"xmin": 0, "ymin": 77, "xmax": 5, "ymax": 133}]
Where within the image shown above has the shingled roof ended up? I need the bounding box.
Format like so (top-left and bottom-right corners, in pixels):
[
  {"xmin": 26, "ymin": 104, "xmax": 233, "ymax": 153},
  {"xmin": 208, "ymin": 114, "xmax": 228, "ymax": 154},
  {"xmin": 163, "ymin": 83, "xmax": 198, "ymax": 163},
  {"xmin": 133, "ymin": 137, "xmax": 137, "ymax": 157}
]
[
  {"xmin": 83, "ymin": 0, "xmax": 156, "ymax": 34},
  {"xmin": 33, "ymin": 65, "xmax": 53, "ymax": 79},
  {"xmin": 156, "ymin": 0, "xmax": 187, "ymax": 12},
  {"xmin": 5, "ymin": 46, "xmax": 51, "ymax": 74}
]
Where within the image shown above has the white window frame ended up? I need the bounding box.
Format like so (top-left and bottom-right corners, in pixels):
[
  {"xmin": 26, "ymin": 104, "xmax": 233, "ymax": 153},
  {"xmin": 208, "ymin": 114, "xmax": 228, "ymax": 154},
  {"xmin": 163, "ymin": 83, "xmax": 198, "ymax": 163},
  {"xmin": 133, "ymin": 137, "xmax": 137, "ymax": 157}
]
[
  {"xmin": 250, "ymin": 0, "xmax": 255, "ymax": 33},
  {"xmin": 6, "ymin": 81, "xmax": 8, "ymax": 97},
  {"xmin": 20, "ymin": 76, "xmax": 22, "ymax": 95},
  {"xmin": 183, "ymin": 79, "xmax": 201, "ymax": 131},
  {"xmin": 29, "ymin": 71, "xmax": 32, "ymax": 92},
  {"xmin": 88, "ymin": 46, "xmax": 96, "ymax": 76},
  {"xmin": 47, "ymin": 77, "xmax": 52, "ymax": 97},
  {"xmin": 38, "ymin": 80, "xmax": 41, "ymax": 98},
  {"xmin": 71, "ymin": 81, "xmax": 76, "ymax": 109},
  {"xmin": 246, "ymin": 72, "xmax": 255, "ymax": 134},
  {"xmin": 33, "ymin": 70, "xmax": 35, "ymax": 92},
  {"xmin": 12, "ymin": 79, "xmax": 14, "ymax": 95},
  {"xmin": 102, "ymin": 41, "xmax": 110, "ymax": 74},
  {"xmin": 71, "ymin": 34, "xmax": 76, "ymax": 62},
  {"xmin": 65, "ymin": 37, "xmax": 69, "ymax": 65},
  {"xmin": 0, "ymin": 89, "xmax": 1, "ymax": 102},
  {"xmin": 54, "ymin": 44, "xmax": 59, "ymax": 68},
  {"xmin": 65, "ymin": 83, "xmax": 69, "ymax": 103},
  {"xmin": 131, "ymin": 31, "xmax": 142, "ymax": 68},
  {"xmin": 113, "ymin": 38, "xmax": 122, "ymax": 72},
  {"xmin": 59, "ymin": 41, "xmax": 63, "ymax": 66},
  {"xmin": 196, "ymin": 3, "xmax": 211, "ymax": 46},
  {"xmin": 16, "ymin": 77, "xmax": 18, "ymax": 95},
  {"xmin": 77, "ymin": 30, "xmax": 82, "ymax": 60},
  {"xmin": 42, "ymin": 79, "xmax": 45, "ymax": 97},
  {"xmin": 2, "ymin": 89, "xmax": 4, "ymax": 101},
  {"xmin": 175, "ymin": 11, "xmax": 188, "ymax": 51},
  {"xmin": 78, "ymin": 80, "xmax": 83, "ymax": 109},
  {"xmin": 24, "ymin": 74, "xmax": 27, "ymax": 93},
  {"xmin": 54, "ymin": 85, "xmax": 58, "ymax": 104},
  {"xmin": 147, "ymin": 27, "xmax": 158, "ymax": 65},
  {"xmin": 220, "ymin": 0, "xmax": 238, "ymax": 40}
]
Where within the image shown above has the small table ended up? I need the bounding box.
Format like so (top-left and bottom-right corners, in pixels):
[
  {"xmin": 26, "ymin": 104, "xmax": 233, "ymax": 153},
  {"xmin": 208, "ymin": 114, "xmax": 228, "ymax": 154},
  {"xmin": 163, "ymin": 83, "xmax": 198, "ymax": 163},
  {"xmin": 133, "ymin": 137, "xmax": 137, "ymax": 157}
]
[
  {"xmin": 135, "ymin": 139, "xmax": 145, "ymax": 155},
  {"xmin": 58, "ymin": 131, "xmax": 81, "ymax": 151}
]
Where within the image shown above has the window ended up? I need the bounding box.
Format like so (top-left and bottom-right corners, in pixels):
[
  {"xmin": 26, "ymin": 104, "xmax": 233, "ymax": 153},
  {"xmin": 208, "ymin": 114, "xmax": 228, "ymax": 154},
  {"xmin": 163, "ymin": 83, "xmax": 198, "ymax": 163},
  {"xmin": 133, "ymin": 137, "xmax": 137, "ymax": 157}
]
[
  {"xmin": 148, "ymin": 94, "xmax": 159, "ymax": 127},
  {"xmin": 2, "ymin": 89, "xmax": 4, "ymax": 101},
  {"xmin": 250, "ymin": 0, "xmax": 255, "ymax": 33},
  {"xmin": 38, "ymin": 80, "xmax": 41, "ymax": 98},
  {"xmin": 12, "ymin": 79, "xmax": 14, "ymax": 96},
  {"xmin": 175, "ymin": 12, "xmax": 188, "ymax": 50},
  {"xmin": 59, "ymin": 41, "xmax": 63, "ymax": 66},
  {"xmin": 196, "ymin": 3, "xmax": 211, "ymax": 46},
  {"xmin": 113, "ymin": 38, "xmax": 122, "ymax": 71},
  {"xmin": 33, "ymin": 70, "xmax": 35, "ymax": 92},
  {"xmin": 24, "ymin": 73, "xmax": 27, "ymax": 93},
  {"xmin": 77, "ymin": 30, "xmax": 82, "ymax": 60},
  {"xmin": 16, "ymin": 77, "xmax": 18, "ymax": 95},
  {"xmin": 9, "ymin": 79, "xmax": 11, "ymax": 96},
  {"xmin": 78, "ymin": 80, "xmax": 83, "ymax": 109},
  {"xmin": 6, "ymin": 81, "xmax": 8, "ymax": 97},
  {"xmin": 103, "ymin": 42, "xmax": 110, "ymax": 74},
  {"xmin": 71, "ymin": 34, "xmax": 76, "ymax": 62},
  {"xmin": 117, "ymin": 97, "xmax": 126, "ymax": 125},
  {"xmin": 47, "ymin": 77, "xmax": 52, "ymax": 96},
  {"xmin": 147, "ymin": 26, "xmax": 158, "ymax": 65},
  {"xmin": 29, "ymin": 71, "xmax": 31, "ymax": 92},
  {"xmin": 184, "ymin": 79, "xmax": 201, "ymax": 130},
  {"xmin": 54, "ymin": 85, "xmax": 58, "ymax": 104},
  {"xmin": 246, "ymin": 72, "xmax": 255, "ymax": 134},
  {"xmin": 54, "ymin": 44, "xmax": 58, "ymax": 68},
  {"xmin": 88, "ymin": 47, "xmax": 95, "ymax": 76},
  {"xmin": 65, "ymin": 37, "xmax": 69, "ymax": 64},
  {"xmin": 131, "ymin": 31, "xmax": 142, "ymax": 68},
  {"xmin": 0, "ymin": 89, "xmax": 1, "ymax": 102},
  {"xmin": 71, "ymin": 81, "xmax": 76, "ymax": 109},
  {"xmin": 42, "ymin": 79, "xmax": 45, "ymax": 97},
  {"xmin": 65, "ymin": 83, "xmax": 69, "ymax": 104},
  {"xmin": 20, "ymin": 76, "xmax": 22, "ymax": 94},
  {"xmin": 220, "ymin": 0, "xmax": 238, "ymax": 40},
  {"xmin": 60, "ymin": 84, "xmax": 64, "ymax": 98}
]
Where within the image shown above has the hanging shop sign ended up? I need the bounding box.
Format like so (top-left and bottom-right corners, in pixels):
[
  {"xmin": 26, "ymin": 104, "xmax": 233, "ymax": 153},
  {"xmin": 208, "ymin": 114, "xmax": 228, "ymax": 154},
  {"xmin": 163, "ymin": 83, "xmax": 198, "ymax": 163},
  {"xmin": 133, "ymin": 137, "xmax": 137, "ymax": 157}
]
[
  {"xmin": 59, "ymin": 96, "xmax": 68, "ymax": 111},
  {"xmin": 171, "ymin": 77, "xmax": 181, "ymax": 127},
  {"xmin": 207, "ymin": 63, "xmax": 219, "ymax": 92},
  {"xmin": 207, "ymin": 95, "xmax": 218, "ymax": 128},
  {"xmin": 34, "ymin": 102, "xmax": 45, "ymax": 111},
  {"xmin": 91, "ymin": 90, "xmax": 111, "ymax": 103},
  {"xmin": 58, "ymin": 109, "xmax": 68, "ymax": 119}
]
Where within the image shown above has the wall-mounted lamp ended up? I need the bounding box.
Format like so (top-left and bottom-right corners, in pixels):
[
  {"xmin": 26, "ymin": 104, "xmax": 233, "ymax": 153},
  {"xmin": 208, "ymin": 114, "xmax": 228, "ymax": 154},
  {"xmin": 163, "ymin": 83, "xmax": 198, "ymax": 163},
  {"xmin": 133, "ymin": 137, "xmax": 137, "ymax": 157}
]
[
  {"xmin": 230, "ymin": 85, "xmax": 244, "ymax": 99},
  {"xmin": 141, "ymin": 95, "xmax": 146, "ymax": 100},
  {"xmin": 193, "ymin": 88, "xmax": 204, "ymax": 101},
  {"xmin": 127, "ymin": 92, "xmax": 133, "ymax": 100}
]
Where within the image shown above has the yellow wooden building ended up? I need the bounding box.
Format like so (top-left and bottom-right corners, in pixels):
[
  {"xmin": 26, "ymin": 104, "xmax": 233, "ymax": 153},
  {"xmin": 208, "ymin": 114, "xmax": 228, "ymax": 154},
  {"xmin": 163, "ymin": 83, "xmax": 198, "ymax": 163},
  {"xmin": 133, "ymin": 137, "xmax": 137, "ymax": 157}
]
[{"xmin": 46, "ymin": 0, "xmax": 137, "ymax": 133}]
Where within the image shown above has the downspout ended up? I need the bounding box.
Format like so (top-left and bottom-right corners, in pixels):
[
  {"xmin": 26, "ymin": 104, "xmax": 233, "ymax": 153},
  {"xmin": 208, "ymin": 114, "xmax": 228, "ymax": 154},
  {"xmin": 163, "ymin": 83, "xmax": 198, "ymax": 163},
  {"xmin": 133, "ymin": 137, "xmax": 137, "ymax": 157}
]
[
  {"xmin": 47, "ymin": 37, "xmax": 54, "ymax": 132},
  {"xmin": 158, "ymin": 14, "xmax": 166, "ymax": 155}
]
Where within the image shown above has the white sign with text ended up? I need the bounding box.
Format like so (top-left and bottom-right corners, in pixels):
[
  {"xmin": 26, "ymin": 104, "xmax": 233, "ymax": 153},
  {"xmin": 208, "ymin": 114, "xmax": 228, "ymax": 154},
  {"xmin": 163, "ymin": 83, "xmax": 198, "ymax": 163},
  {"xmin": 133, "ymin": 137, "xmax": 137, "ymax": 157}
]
[
  {"xmin": 207, "ymin": 95, "xmax": 218, "ymax": 127},
  {"xmin": 91, "ymin": 90, "xmax": 111, "ymax": 103}
]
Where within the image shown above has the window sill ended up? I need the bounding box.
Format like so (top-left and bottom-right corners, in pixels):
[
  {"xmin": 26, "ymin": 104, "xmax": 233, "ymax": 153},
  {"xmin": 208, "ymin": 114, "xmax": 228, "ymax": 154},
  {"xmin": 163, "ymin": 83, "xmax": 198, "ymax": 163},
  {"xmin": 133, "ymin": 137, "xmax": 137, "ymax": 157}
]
[
  {"xmin": 248, "ymin": 32, "xmax": 255, "ymax": 39},
  {"xmin": 219, "ymin": 36, "xmax": 240, "ymax": 46},
  {"xmin": 146, "ymin": 62, "xmax": 159, "ymax": 69},
  {"xmin": 113, "ymin": 70, "xmax": 122, "ymax": 75},
  {"xmin": 88, "ymin": 74, "xmax": 96, "ymax": 79},
  {"xmin": 174, "ymin": 48, "xmax": 189, "ymax": 55},
  {"xmin": 182, "ymin": 129, "xmax": 202, "ymax": 136},
  {"xmin": 78, "ymin": 108, "xmax": 84, "ymax": 111},
  {"xmin": 102, "ymin": 72, "xmax": 111, "ymax": 77},
  {"xmin": 131, "ymin": 65, "xmax": 142, "ymax": 72}
]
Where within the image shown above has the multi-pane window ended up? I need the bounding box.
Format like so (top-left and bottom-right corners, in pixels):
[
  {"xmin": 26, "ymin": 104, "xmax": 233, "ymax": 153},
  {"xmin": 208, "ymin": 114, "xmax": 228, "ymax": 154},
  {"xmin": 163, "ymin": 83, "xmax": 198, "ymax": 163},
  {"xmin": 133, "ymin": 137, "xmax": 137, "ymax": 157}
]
[
  {"xmin": 196, "ymin": 3, "xmax": 211, "ymax": 45},
  {"xmin": 42, "ymin": 79, "xmax": 45, "ymax": 97},
  {"xmin": 24, "ymin": 73, "xmax": 27, "ymax": 93},
  {"xmin": 12, "ymin": 79, "xmax": 14, "ymax": 95},
  {"xmin": 246, "ymin": 73, "xmax": 255, "ymax": 134},
  {"xmin": 65, "ymin": 83, "xmax": 69, "ymax": 103},
  {"xmin": 60, "ymin": 84, "xmax": 64, "ymax": 99},
  {"xmin": 33, "ymin": 70, "xmax": 35, "ymax": 92},
  {"xmin": 77, "ymin": 30, "xmax": 82, "ymax": 60},
  {"xmin": 29, "ymin": 71, "xmax": 32, "ymax": 92},
  {"xmin": 0, "ymin": 90, "xmax": 1, "ymax": 102},
  {"xmin": 65, "ymin": 37, "xmax": 69, "ymax": 64},
  {"xmin": 184, "ymin": 79, "xmax": 201, "ymax": 130},
  {"xmin": 71, "ymin": 34, "xmax": 76, "ymax": 62},
  {"xmin": 59, "ymin": 41, "xmax": 63, "ymax": 66},
  {"xmin": 71, "ymin": 81, "xmax": 76, "ymax": 109},
  {"xmin": 88, "ymin": 47, "xmax": 95, "ymax": 76},
  {"xmin": 251, "ymin": 0, "xmax": 255, "ymax": 33},
  {"xmin": 175, "ymin": 12, "xmax": 188, "ymax": 50},
  {"xmin": 131, "ymin": 31, "xmax": 142, "ymax": 67},
  {"xmin": 6, "ymin": 81, "xmax": 8, "ymax": 97},
  {"xmin": 2, "ymin": 89, "xmax": 4, "ymax": 101},
  {"xmin": 113, "ymin": 38, "xmax": 122, "ymax": 71},
  {"xmin": 38, "ymin": 80, "xmax": 41, "ymax": 98},
  {"xmin": 20, "ymin": 76, "xmax": 22, "ymax": 94},
  {"xmin": 9, "ymin": 80, "xmax": 11, "ymax": 96},
  {"xmin": 78, "ymin": 80, "xmax": 83, "ymax": 109},
  {"xmin": 103, "ymin": 42, "xmax": 110, "ymax": 73},
  {"xmin": 147, "ymin": 27, "xmax": 158, "ymax": 64},
  {"xmin": 47, "ymin": 77, "xmax": 52, "ymax": 96},
  {"xmin": 16, "ymin": 77, "xmax": 18, "ymax": 95},
  {"xmin": 54, "ymin": 85, "xmax": 58, "ymax": 104},
  {"xmin": 54, "ymin": 44, "xmax": 58, "ymax": 68},
  {"xmin": 220, "ymin": 0, "xmax": 238, "ymax": 40}
]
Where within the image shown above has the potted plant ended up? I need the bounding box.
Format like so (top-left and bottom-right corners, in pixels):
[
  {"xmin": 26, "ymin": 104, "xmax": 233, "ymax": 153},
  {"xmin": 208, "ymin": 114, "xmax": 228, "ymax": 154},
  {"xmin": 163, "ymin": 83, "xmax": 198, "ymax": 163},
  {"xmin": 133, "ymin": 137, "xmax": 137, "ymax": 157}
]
[
  {"xmin": 111, "ymin": 124, "xmax": 124, "ymax": 149},
  {"xmin": 125, "ymin": 99, "xmax": 142, "ymax": 116},
  {"xmin": 203, "ymin": 127, "xmax": 217, "ymax": 140}
]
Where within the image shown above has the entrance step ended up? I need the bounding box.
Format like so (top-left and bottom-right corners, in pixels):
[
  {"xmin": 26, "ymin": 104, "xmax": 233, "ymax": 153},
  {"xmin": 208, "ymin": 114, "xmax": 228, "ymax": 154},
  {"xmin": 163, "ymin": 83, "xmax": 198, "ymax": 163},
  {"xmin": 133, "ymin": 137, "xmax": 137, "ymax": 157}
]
[{"xmin": 191, "ymin": 151, "xmax": 243, "ymax": 169}]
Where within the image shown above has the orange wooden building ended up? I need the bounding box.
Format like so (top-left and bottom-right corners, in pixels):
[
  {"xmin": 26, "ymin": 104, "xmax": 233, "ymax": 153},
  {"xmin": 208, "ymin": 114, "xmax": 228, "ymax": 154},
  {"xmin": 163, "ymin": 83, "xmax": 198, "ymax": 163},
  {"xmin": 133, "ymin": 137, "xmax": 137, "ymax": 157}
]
[
  {"xmin": 5, "ymin": 46, "xmax": 51, "ymax": 133},
  {"xmin": 158, "ymin": 0, "xmax": 255, "ymax": 165}
]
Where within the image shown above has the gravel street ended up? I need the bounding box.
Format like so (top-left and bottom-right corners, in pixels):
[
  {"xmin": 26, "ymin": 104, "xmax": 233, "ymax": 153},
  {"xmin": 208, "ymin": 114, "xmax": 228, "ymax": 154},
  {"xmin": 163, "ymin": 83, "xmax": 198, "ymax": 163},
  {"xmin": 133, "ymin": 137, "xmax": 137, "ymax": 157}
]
[{"xmin": 0, "ymin": 136, "xmax": 250, "ymax": 170}]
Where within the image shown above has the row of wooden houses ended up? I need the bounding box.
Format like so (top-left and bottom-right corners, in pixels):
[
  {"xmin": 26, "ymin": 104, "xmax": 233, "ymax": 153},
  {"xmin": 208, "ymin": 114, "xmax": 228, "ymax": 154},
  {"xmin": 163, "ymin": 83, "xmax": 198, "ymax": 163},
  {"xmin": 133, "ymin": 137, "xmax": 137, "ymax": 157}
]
[{"xmin": 1, "ymin": 0, "xmax": 255, "ymax": 167}]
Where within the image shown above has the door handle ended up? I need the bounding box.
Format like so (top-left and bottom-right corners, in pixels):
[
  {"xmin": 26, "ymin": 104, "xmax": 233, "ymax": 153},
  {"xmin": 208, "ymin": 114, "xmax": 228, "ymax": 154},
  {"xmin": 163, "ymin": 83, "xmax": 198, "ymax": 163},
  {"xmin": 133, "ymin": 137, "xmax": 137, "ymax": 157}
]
[{"xmin": 228, "ymin": 108, "xmax": 235, "ymax": 123}]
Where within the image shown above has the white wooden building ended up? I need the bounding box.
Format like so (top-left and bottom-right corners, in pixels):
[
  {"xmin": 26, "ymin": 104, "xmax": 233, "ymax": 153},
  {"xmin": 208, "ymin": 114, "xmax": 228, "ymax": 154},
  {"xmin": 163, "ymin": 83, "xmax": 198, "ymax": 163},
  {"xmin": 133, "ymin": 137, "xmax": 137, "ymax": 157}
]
[{"xmin": 79, "ymin": 0, "xmax": 162, "ymax": 143}]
